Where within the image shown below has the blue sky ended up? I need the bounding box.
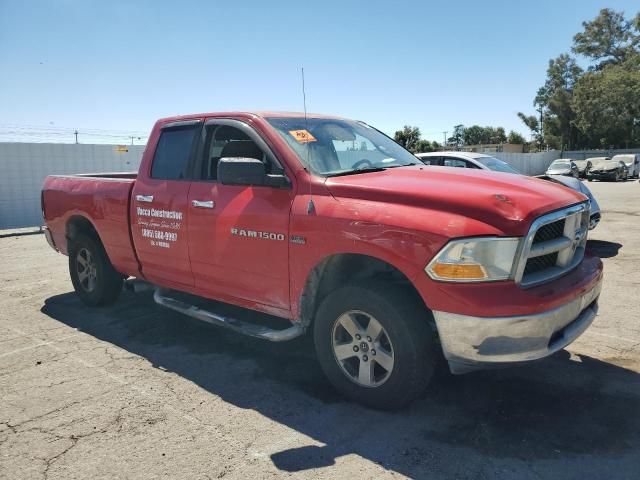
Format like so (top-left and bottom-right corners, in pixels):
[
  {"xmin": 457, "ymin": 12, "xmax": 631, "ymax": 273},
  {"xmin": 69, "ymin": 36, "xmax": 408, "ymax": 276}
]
[{"xmin": 1, "ymin": 0, "xmax": 638, "ymax": 143}]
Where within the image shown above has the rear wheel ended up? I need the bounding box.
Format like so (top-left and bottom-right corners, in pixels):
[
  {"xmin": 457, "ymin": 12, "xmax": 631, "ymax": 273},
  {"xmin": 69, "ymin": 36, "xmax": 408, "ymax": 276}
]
[
  {"xmin": 314, "ymin": 281, "xmax": 436, "ymax": 410},
  {"xmin": 69, "ymin": 234, "xmax": 123, "ymax": 306}
]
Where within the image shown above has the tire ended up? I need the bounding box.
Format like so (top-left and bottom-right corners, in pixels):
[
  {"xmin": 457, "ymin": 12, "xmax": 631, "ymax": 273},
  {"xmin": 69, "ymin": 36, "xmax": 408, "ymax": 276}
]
[
  {"xmin": 313, "ymin": 281, "xmax": 436, "ymax": 410},
  {"xmin": 68, "ymin": 234, "xmax": 123, "ymax": 306}
]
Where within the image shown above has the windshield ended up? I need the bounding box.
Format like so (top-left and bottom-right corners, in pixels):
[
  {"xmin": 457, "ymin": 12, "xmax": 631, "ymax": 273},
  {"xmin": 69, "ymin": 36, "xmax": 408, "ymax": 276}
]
[
  {"xmin": 613, "ymin": 155, "xmax": 634, "ymax": 165},
  {"xmin": 549, "ymin": 160, "xmax": 570, "ymax": 168},
  {"xmin": 592, "ymin": 158, "xmax": 613, "ymax": 167},
  {"xmin": 474, "ymin": 156, "xmax": 520, "ymax": 174},
  {"xmin": 265, "ymin": 117, "xmax": 418, "ymax": 176}
]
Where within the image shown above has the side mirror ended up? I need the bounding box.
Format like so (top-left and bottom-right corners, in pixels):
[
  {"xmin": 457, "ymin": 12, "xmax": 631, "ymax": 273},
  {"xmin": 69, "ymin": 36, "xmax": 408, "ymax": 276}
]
[{"xmin": 217, "ymin": 157, "xmax": 290, "ymax": 188}]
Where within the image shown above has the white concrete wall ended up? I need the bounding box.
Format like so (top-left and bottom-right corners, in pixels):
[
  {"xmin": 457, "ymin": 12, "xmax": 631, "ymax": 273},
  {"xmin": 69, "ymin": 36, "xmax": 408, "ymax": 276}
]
[
  {"xmin": 493, "ymin": 150, "xmax": 561, "ymax": 176},
  {"xmin": 0, "ymin": 142, "xmax": 570, "ymax": 230},
  {"xmin": 0, "ymin": 143, "xmax": 145, "ymax": 229}
]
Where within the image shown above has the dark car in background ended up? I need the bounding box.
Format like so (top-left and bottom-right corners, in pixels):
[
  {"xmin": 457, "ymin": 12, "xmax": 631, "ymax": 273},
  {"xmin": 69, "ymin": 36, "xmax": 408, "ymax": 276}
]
[
  {"xmin": 573, "ymin": 159, "xmax": 592, "ymax": 178},
  {"xmin": 611, "ymin": 153, "xmax": 640, "ymax": 178},
  {"xmin": 587, "ymin": 157, "xmax": 628, "ymax": 182}
]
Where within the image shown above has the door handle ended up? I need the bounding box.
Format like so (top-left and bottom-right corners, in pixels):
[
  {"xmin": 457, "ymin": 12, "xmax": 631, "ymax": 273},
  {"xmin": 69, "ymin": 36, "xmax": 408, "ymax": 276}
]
[
  {"xmin": 191, "ymin": 200, "xmax": 215, "ymax": 209},
  {"xmin": 136, "ymin": 194, "xmax": 154, "ymax": 203}
]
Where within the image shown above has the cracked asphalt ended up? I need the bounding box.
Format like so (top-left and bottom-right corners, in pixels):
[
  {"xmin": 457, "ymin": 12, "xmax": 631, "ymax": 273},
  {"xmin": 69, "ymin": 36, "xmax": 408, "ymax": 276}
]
[{"xmin": 1, "ymin": 180, "xmax": 639, "ymax": 479}]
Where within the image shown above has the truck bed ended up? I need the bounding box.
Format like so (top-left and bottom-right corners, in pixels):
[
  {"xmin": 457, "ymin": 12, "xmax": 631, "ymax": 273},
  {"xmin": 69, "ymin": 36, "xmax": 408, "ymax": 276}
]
[{"xmin": 42, "ymin": 173, "xmax": 141, "ymax": 278}]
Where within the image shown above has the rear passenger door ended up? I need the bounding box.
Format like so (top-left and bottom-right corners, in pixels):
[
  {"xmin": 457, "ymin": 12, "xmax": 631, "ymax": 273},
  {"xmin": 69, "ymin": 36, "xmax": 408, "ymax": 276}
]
[{"xmin": 131, "ymin": 120, "xmax": 201, "ymax": 286}]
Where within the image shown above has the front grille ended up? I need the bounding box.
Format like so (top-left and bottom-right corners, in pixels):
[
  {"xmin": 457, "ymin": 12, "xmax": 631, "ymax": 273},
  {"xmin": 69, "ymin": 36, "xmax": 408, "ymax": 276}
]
[
  {"xmin": 523, "ymin": 252, "xmax": 558, "ymax": 275},
  {"xmin": 516, "ymin": 203, "xmax": 590, "ymax": 288},
  {"xmin": 532, "ymin": 219, "xmax": 565, "ymax": 244}
]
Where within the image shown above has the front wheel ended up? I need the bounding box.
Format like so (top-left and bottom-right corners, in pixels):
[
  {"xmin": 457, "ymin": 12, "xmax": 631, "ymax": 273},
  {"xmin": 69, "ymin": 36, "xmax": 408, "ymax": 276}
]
[
  {"xmin": 314, "ymin": 281, "xmax": 436, "ymax": 410},
  {"xmin": 69, "ymin": 234, "xmax": 123, "ymax": 306}
]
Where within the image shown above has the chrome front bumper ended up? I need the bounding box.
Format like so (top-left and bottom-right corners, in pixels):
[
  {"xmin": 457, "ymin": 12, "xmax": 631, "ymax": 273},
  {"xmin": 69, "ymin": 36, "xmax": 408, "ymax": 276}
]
[{"xmin": 433, "ymin": 276, "xmax": 602, "ymax": 373}]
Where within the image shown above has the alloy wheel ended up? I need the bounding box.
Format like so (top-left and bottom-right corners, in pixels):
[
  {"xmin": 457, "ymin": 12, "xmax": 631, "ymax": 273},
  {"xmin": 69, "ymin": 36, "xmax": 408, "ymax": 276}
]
[
  {"xmin": 76, "ymin": 248, "xmax": 97, "ymax": 292},
  {"xmin": 331, "ymin": 310, "xmax": 395, "ymax": 387}
]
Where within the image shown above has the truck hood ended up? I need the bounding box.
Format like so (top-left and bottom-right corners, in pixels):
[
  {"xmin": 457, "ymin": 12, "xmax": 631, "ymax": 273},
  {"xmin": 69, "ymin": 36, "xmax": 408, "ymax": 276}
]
[{"xmin": 324, "ymin": 165, "xmax": 587, "ymax": 236}]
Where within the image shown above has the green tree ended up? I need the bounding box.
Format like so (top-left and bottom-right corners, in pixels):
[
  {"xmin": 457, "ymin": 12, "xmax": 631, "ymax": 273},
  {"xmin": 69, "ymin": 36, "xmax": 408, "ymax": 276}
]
[
  {"xmin": 534, "ymin": 54, "xmax": 583, "ymax": 149},
  {"xmin": 507, "ymin": 131, "xmax": 526, "ymax": 144},
  {"xmin": 517, "ymin": 112, "xmax": 541, "ymax": 145},
  {"xmin": 462, "ymin": 125, "xmax": 508, "ymax": 145},
  {"xmin": 447, "ymin": 124, "xmax": 465, "ymax": 148},
  {"xmin": 414, "ymin": 139, "xmax": 434, "ymax": 153},
  {"xmin": 394, "ymin": 125, "xmax": 422, "ymax": 152},
  {"xmin": 573, "ymin": 64, "xmax": 640, "ymax": 148},
  {"xmin": 572, "ymin": 8, "xmax": 640, "ymax": 69},
  {"xmin": 463, "ymin": 125, "xmax": 488, "ymax": 145},
  {"xmin": 523, "ymin": 8, "xmax": 640, "ymax": 149},
  {"xmin": 492, "ymin": 127, "xmax": 507, "ymax": 144}
]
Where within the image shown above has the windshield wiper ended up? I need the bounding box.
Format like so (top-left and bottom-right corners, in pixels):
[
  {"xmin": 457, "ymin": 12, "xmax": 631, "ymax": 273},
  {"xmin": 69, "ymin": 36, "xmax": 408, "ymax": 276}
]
[
  {"xmin": 385, "ymin": 163, "xmax": 418, "ymax": 168},
  {"xmin": 325, "ymin": 167, "xmax": 387, "ymax": 177}
]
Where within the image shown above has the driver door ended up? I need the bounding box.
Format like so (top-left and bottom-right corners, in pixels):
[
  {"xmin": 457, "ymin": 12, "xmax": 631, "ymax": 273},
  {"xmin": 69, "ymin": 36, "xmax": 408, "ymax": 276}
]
[{"xmin": 187, "ymin": 120, "xmax": 294, "ymax": 312}]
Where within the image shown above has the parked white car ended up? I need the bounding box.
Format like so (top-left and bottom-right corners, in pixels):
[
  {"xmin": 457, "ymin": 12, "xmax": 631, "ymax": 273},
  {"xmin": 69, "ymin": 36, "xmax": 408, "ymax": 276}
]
[
  {"xmin": 611, "ymin": 154, "xmax": 639, "ymax": 178},
  {"xmin": 416, "ymin": 151, "xmax": 601, "ymax": 229}
]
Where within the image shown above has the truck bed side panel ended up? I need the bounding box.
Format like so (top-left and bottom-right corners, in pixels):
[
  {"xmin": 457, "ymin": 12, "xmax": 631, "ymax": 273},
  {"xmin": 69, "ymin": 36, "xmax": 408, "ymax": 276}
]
[{"xmin": 42, "ymin": 176, "xmax": 141, "ymax": 278}]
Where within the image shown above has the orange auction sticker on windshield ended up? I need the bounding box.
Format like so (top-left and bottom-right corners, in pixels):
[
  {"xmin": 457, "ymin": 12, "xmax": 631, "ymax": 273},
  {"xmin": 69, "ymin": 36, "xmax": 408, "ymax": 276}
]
[{"xmin": 289, "ymin": 129, "xmax": 316, "ymax": 143}]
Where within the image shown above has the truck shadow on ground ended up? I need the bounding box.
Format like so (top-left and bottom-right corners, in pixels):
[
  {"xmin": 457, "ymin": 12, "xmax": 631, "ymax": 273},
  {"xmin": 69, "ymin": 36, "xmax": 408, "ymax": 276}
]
[
  {"xmin": 586, "ymin": 239, "xmax": 623, "ymax": 258},
  {"xmin": 42, "ymin": 291, "xmax": 640, "ymax": 477}
]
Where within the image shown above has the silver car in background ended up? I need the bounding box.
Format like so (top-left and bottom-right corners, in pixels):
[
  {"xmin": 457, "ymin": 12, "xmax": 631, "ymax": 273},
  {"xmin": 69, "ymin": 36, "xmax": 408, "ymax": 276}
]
[
  {"xmin": 415, "ymin": 151, "xmax": 601, "ymax": 229},
  {"xmin": 545, "ymin": 159, "xmax": 580, "ymax": 178}
]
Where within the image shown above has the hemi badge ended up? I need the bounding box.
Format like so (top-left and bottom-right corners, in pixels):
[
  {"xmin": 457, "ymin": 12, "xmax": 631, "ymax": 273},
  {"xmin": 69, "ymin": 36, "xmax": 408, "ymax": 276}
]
[{"xmin": 290, "ymin": 235, "xmax": 306, "ymax": 245}]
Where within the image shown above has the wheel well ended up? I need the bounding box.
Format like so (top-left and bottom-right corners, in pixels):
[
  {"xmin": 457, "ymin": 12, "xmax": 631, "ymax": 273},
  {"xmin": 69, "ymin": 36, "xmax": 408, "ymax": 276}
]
[
  {"xmin": 66, "ymin": 216, "xmax": 100, "ymax": 249},
  {"xmin": 299, "ymin": 254, "xmax": 430, "ymax": 327}
]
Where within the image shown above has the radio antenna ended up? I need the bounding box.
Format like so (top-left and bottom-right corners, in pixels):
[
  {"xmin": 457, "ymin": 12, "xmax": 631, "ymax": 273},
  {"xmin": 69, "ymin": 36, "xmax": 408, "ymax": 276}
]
[
  {"xmin": 301, "ymin": 67, "xmax": 315, "ymax": 214},
  {"xmin": 302, "ymin": 67, "xmax": 308, "ymax": 125}
]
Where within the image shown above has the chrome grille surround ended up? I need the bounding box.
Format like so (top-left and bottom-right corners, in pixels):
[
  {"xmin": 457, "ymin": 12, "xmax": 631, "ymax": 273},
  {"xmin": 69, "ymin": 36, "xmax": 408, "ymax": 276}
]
[{"xmin": 514, "ymin": 202, "xmax": 590, "ymax": 288}]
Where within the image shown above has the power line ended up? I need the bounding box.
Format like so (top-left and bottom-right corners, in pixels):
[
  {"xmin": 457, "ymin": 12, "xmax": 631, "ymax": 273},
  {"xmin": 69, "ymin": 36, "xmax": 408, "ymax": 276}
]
[
  {"xmin": 0, "ymin": 122, "xmax": 147, "ymax": 135},
  {"xmin": 0, "ymin": 123, "xmax": 149, "ymax": 144}
]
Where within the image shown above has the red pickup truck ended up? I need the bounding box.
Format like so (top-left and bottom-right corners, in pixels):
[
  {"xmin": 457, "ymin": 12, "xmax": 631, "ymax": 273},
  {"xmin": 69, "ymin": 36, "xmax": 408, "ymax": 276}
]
[{"xmin": 42, "ymin": 112, "xmax": 603, "ymax": 409}]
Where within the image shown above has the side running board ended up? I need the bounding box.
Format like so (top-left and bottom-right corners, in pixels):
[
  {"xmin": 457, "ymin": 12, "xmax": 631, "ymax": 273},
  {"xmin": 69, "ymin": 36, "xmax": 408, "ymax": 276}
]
[{"xmin": 153, "ymin": 288, "xmax": 304, "ymax": 342}]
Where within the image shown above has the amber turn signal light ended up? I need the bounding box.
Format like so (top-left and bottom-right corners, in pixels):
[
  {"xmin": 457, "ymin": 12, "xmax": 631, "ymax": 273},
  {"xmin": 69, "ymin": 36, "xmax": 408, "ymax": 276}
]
[{"xmin": 430, "ymin": 263, "xmax": 487, "ymax": 280}]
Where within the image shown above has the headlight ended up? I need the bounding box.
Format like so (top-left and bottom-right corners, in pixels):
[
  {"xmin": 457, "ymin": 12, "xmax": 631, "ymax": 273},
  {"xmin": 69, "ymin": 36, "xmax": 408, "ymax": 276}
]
[{"xmin": 426, "ymin": 237, "xmax": 520, "ymax": 282}]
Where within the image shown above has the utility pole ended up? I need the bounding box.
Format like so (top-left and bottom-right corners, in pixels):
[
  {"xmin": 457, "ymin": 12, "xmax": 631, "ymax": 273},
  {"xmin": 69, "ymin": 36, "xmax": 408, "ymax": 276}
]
[
  {"xmin": 74, "ymin": 130, "xmax": 78, "ymax": 144},
  {"xmin": 537, "ymin": 106, "xmax": 543, "ymax": 149},
  {"xmin": 442, "ymin": 131, "xmax": 447, "ymax": 151},
  {"xmin": 129, "ymin": 136, "xmax": 141, "ymax": 145}
]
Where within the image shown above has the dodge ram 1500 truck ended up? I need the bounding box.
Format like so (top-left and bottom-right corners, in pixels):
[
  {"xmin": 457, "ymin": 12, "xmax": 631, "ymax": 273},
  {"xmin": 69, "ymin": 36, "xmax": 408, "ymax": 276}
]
[{"xmin": 42, "ymin": 112, "xmax": 603, "ymax": 409}]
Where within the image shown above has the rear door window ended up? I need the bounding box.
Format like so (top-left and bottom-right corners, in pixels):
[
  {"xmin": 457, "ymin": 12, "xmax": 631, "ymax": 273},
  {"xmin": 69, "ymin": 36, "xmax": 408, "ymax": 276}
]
[
  {"xmin": 421, "ymin": 156, "xmax": 440, "ymax": 165},
  {"xmin": 151, "ymin": 127, "xmax": 199, "ymax": 180},
  {"xmin": 443, "ymin": 157, "xmax": 468, "ymax": 168}
]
